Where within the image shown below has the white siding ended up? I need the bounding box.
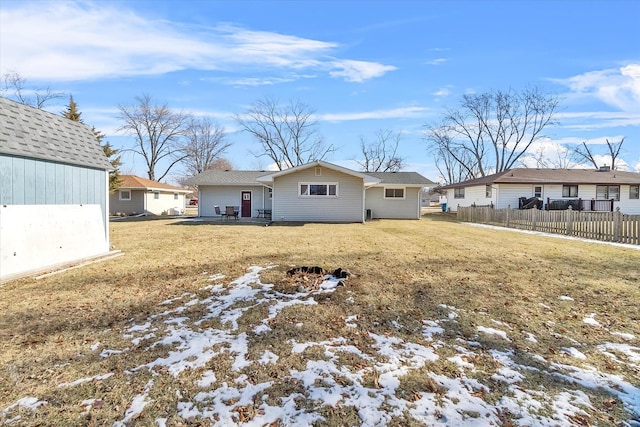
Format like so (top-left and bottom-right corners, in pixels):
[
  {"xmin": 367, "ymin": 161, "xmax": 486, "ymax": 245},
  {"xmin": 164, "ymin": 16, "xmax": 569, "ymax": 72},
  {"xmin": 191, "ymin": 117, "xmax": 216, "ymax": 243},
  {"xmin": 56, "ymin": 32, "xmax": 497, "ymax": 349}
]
[
  {"xmin": 272, "ymin": 167, "xmax": 364, "ymax": 222},
  {"xmin": 145, "ymin": 191, "xmax": 186, "ymax": 215},
  {"xmin": 198, "ymin": 185, "xmax": 269, "ymax": 217},
  {"xmin": 365, "ymin": 187, "xmax": 421, "ymax": 219},
  {"xmin": 494, "ymin": 184, "xmax": 540, "ymax": 209},
  {"xmin": 445, "ymin": 185, "xmax": 492, "ymax": 212},
  {"xmin": 488, "ymin": 183, "xmax": 640, "ymax": 214}
]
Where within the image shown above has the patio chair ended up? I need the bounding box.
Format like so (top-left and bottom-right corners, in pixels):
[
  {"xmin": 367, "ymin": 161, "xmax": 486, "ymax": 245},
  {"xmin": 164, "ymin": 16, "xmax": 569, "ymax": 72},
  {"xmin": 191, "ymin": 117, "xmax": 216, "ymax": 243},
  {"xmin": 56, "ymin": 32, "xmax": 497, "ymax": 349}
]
[
  {"xmin": 226, "ymin": 205, "xmax": 239, "ymax": 220},
  {"xmin": 214, "ymin": 205, "xmax": 227, "ymax": 220}
]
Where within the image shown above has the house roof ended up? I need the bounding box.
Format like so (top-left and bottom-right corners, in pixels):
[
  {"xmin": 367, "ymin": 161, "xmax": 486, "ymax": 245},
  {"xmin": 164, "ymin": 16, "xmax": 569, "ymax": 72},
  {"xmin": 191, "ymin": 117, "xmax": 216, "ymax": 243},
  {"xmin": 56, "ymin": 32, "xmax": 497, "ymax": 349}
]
[
  {"xmin": 256, "ymin": 161, "xmax": 381, "ymax": 185},
  {"xmin": 118, "ymin": 175, "xmax": 190, "ymax": 193},
  {"xmin": 367, "ymin": 171, "xmax": 434, "ymax": 186},
  {"xmin": 186, "ymin": 170, "xmax": 272, "ymax": 186},
  {"xmin": 0, "ymin": 96, "xmax": 113, "ymax": 170},
  {"xmin": 187, "ymin": 162, "xmax": 434, "ymax": 188},
  {"xmin": 441, "ymin": 168, "xmax": 640, "ymax": 189}
]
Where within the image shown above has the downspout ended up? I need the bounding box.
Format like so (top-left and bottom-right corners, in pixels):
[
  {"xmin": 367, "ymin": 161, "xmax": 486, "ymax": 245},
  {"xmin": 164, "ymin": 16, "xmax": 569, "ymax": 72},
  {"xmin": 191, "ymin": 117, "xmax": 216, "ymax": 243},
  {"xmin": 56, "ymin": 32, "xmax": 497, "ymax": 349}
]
[{"xmin": 362, "ymin": 180, "xmax": 367, "ymax": 224}]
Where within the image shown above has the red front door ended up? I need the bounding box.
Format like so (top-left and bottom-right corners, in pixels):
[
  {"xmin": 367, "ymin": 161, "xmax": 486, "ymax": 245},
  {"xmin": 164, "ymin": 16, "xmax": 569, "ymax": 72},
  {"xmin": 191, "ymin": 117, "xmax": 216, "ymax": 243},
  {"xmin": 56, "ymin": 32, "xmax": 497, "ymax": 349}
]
[{"xmin": 241, "ymin": 191, "xmax": 251, "ymax": 217}]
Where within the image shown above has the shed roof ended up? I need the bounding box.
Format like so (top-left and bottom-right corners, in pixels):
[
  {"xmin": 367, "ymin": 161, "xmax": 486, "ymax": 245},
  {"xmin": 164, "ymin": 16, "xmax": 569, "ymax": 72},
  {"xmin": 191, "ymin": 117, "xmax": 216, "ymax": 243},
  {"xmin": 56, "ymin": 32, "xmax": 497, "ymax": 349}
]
[
  {"xmin": 118, "ymin": 175, "xmax": 190, "ymax": 193},
  {"xmin": 0, "ymin": 96, "xmax": 112, "ymax": 170},
  {"xmin": 441, "ymin": 168, "xmax": 640, "ymax": 189}
]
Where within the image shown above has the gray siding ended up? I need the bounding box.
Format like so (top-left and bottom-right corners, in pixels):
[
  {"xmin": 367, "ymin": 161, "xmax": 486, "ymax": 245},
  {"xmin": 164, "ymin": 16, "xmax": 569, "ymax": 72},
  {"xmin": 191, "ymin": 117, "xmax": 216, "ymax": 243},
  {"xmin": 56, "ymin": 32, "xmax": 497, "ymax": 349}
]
[
  {"xmin": 272, "ymin": 167, "xmax": 364, "ymax": 222},
  {"xmin": 199, "ymin": 185, "xmax": 269, "ymax": 217},
  {"xmin": 365, "ymin": 187, "xmax": 421, "ymax": 219},
  {"xmin": 109, "ymin": 190, "xmax": 145, "ymax": 215},
  {"xmin": 0, "ymin": 154, "xmax": 107, "ymax": 223}
]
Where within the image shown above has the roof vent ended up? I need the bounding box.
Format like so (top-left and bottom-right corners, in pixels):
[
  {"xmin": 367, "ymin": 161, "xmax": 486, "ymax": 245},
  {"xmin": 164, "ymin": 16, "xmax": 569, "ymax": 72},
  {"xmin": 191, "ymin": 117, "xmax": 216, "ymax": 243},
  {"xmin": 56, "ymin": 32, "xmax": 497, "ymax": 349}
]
[{"xmin": 599, "ymin": 165, "xmax": 611, "ymax": 172}]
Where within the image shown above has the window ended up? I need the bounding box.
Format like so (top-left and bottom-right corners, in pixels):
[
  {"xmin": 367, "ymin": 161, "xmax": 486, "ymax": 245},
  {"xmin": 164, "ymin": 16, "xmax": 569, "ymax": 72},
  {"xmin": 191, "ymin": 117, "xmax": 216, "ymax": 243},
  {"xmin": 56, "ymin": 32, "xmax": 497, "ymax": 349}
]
[
  {"xmin": 630, "ymin": 185, "xmax": 639, "ymax": 200},
  {"xmin": 485, "ymin": 185, "xmax": 492, "ymax": 198},
  {"xmin": 562, "ymin": 185, "xmax": 578, "ymax": 197},
  {"xmin": 384, "ymin": 188, "xmax": 405, "ymax": 199},
  {"xmin": 119, "ymin": 190, "xmax": 131, "ymax": 201},
  {"xmin": 596, "ymin": 185, "xmax": 620, "ymax": 201},
  {"xmin": 268, "ymin": 188, "xmax": 273, "ymax": 199},
  {"xmin": 534, "ymin": 186, "xmax": 542, "ymax": 198},
  {"xmin": 454, "ymin": 188, "xmax": 465, "ymax": 199},
  {"xmin": 299, "ymin": 183, "xmax": 338, "ymax": 197},
  {"xmin": 154, "ymin": 192, "xmax": 160, "ymax": 200},
  {"xmin": 174, "ymin": 193, "xmax": 179, "ymax": 200}
]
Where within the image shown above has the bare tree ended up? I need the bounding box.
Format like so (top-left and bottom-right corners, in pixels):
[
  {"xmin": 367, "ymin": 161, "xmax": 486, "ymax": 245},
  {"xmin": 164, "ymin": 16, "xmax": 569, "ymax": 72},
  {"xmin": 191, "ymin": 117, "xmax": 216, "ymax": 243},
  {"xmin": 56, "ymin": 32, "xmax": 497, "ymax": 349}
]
[
  {"xmin": 1, "ymin": 71, "xmax": 64, "ymax": 109},
  {"xmin": 235, "ymin": 96, "xmax": 333, "ymax": 170},
  {"xmin": 519, "ymin": 142, "xmax": 574, "ymax": 169},
  {"xmin": 181, "ymin": 116, "xmax": 231, "ymax": 176},
  {"xmin": 426, "ymin": 124, "xmax": 480, "ymax": 184},
  {"xmin": 572, "ymin": 138, "xmax": 625, "ymax": 170},
  {"xmin": 118, "ymin": 94, "xmax": 190, "ymax": 182},
  {"xmin": 425, "ymin": 87, "xmax": 560, "ymax": 182},
  {"xmin": 355, "ymin": 129, "xmax": 405, "ymax": 172}
]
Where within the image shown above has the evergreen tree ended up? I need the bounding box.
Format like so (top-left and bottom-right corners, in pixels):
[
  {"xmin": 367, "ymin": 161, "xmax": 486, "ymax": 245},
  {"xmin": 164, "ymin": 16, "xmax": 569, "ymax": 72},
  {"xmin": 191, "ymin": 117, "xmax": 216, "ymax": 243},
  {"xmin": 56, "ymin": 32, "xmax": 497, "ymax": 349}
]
[
  {"xmin": 62, "ymin": 95, "xmax": 122, "ymax": 191},
  {"xmin": 63, "ymin": 95, "xmax": 83, "ymax": 122}
]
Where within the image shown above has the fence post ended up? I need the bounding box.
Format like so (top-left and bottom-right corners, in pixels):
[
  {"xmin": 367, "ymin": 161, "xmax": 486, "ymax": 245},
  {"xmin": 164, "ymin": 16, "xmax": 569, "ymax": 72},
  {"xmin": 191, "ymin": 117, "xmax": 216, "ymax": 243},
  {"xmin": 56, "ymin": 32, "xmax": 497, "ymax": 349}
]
[
  {"xmin": 614, "ymin": 207, "xmax": 621, "ymax": 242},
  {"xmin": 566, "ymin": 205, "xmax": 573, "ymax": 236},
  {"xmin": 532, "ymin": 207, "xmax": 537, "ymax": 231}
]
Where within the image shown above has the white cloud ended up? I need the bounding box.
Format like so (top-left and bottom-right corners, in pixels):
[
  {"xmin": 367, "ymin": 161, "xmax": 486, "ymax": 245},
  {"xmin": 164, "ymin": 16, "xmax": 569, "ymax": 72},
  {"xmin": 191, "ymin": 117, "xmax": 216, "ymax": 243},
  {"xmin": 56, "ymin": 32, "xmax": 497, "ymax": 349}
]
[
  {"xmin": 0, "ymin": 2, "xmax": 394, "ymax": 83},
  {"xmin": 426, "ymin": 58, "xmax": 448, "ymax": 65},
  {"xmin": 319, "ymin": 106, "xmax": 428, "ymax": 122},
  {"xmin": 557, "ymin": 64, "xmax": 640, "ymax": 112},
  {"xmin": 328, "ymin": 60, "xmax": 397, "ymax": 83},
  {"xmin": 432, "ymin": 87, "xmax": 451, "ymax": 97}
]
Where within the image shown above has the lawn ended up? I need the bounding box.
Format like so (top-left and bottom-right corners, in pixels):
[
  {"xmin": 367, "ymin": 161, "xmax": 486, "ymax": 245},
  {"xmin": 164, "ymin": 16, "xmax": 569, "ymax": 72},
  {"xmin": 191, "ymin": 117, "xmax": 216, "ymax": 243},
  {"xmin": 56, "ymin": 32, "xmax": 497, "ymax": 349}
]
[{"xmin": 1, "ymin": 215, "xmax": 639, "ymax": 426}]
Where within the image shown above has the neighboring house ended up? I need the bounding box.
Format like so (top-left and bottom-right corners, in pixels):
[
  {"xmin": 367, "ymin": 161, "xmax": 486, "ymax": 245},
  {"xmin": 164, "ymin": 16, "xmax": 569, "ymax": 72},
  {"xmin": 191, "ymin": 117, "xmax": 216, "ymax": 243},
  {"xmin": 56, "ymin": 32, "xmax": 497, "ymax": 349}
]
[
  {"xmin": 0, "ymin": 96, "xmax": 113, "ymax": 282},
  {"xmin": 110, "ymin": 175, "xmax": 191, "ymax": 216},
  {"xmin": 441, "ymin": 167, "xmax": 640, "ymax": 214},
  {"xmin": 188, "ymin": 161, "xmax": 434, "ymax": 222}
]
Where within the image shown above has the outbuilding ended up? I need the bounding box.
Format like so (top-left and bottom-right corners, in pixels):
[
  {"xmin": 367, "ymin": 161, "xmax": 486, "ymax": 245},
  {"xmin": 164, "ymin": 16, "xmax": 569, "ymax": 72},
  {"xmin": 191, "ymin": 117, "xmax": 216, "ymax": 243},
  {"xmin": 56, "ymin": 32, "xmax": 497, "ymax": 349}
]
[{"xmin": 0, "ymin": 97, "xmax": 114, "ymax": 282}]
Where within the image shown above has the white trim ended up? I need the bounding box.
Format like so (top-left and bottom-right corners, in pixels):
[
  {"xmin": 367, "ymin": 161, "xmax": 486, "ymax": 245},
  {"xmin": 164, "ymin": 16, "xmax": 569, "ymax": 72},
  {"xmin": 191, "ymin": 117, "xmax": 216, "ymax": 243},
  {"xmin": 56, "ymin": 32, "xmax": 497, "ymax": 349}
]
[
  {"xmin": 298, "ymin": 182, "xmax": 339, "ymax": 198},
  {"xmin": 119, "ymin": 189, "xmax": 131, "ymax": 201},
  {"xmin": 383, "ymin": 187, "xmax": 406, "ymax": 199}
]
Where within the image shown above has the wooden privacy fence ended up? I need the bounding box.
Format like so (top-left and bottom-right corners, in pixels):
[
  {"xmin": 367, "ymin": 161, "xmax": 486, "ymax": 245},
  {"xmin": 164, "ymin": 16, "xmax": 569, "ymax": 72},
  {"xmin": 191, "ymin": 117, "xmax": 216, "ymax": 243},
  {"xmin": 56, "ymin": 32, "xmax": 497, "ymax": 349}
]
[{"xmin": 457, "ymin": 206, "xmax": 640, "ymax": 245}]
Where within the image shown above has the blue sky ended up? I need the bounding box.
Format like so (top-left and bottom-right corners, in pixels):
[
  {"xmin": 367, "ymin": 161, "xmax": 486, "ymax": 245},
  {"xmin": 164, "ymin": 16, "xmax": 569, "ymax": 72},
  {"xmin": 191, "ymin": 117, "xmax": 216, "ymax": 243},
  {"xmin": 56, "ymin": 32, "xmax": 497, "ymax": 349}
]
[{"xmin": 1, "ymin": 0, "xmax": 639, "ymax": 184}]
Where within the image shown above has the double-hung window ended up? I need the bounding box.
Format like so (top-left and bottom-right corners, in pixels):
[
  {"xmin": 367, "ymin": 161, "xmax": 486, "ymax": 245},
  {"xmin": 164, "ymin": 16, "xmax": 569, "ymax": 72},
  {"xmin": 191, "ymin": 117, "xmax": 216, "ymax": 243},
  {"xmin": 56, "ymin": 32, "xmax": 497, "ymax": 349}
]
[
  {"xmin": 596, "ymin": 185, "xmax": 620, "ymax": 201},
  {"xmin": 119, "ymin": 190, "xmax": 131, "ymax": 201},
  {"xmin": 485, "ymin": 185, "xmax": 492, "ymax": 198},
  {"xmin": 562, "ymin": 185, "xmax": 578, "ymax": 198},
  {"xmin": 299, "ymin": 183, "xmax": 338, "ymax": 197},
  {"xmin": 384, "ymin": 188, "xmax": 405, "ymax": 199},
  {"xmin": 630, "ymin": 185, "xmax": 640, "ymax": 200},
  {"xmin": 454, "ymin": 188, "xmax": 465, "ymax": 199}
]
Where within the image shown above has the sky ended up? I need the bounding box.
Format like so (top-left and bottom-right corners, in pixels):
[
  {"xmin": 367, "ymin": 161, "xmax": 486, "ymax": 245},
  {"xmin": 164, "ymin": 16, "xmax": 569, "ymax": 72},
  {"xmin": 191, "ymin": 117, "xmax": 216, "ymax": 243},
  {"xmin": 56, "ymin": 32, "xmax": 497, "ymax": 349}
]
[
  {"xmin": 3, "ymin": 261, "xmax": 638, "ymax": 425},
  {"xmin": 1, "ymin": 0, "xmax": 639, "ymax": 185}
]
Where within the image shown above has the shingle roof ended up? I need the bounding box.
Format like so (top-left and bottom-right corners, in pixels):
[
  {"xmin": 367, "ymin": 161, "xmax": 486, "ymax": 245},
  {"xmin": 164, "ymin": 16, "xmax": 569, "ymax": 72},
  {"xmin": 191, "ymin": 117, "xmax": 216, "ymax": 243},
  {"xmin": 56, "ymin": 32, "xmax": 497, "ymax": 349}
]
[
  {"xmin": 441, "ymin": 168, "xmax": 640, "ymax": 188},
  {"xmin": 186, "ymin": 170, "xmax": 272, "ymax": 186},
  {"xmin": 367, "ymin": 171, "xmax": 434, "ymax": 186},
  {"xmin": 0, "ymin": 96, "xmax": 112, "ymax": 170},
  {"xmin": 118, "ymin": 175, "xmax": 190, "ymax": 192},
  {"xmin": 187, "ymin": 165, "xmax": 435, "ymax": 187}
]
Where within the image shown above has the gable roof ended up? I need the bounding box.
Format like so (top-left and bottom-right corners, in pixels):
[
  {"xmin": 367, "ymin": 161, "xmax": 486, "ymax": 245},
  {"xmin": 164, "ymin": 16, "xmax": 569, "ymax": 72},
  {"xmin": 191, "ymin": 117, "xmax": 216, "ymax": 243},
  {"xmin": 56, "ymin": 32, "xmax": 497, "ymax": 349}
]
[
  {"xmin": 187, "ymin": 170, "xmax": 272, "ymax": 186},
  {"xmin": 367, "ymin": 171, "xmax": 434, "ymax": 186},
  {"xmin": 441, "ymin": 168, "xmax": 640, "ymax": 189},
  {"xmin": 0, "ymin": 96, "xmax": 112, "ymax": 170},
  {"xmin": 118, "ymin": 175, "xmax": 190, "ymax": 193},
  {"xmin": 256, "ymin": 161, "xmax": 381, "ymax": 185}
]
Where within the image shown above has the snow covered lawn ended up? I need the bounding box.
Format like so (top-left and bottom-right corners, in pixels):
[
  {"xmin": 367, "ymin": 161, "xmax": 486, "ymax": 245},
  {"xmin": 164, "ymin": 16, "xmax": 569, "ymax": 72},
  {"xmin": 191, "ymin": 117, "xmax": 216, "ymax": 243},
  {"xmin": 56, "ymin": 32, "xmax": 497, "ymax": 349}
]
[{"xmin": 3, "ymin": 265, "xmax": 638, "ymax": 426}]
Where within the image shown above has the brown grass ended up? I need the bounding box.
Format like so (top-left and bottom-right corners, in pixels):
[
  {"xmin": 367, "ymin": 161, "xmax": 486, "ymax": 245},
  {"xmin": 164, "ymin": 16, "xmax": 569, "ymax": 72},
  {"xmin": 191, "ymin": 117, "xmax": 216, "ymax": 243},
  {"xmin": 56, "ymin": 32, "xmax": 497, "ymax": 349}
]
[{"xmin": 1, "ymin": 214, "xmax": 639, "ymax": 425}]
